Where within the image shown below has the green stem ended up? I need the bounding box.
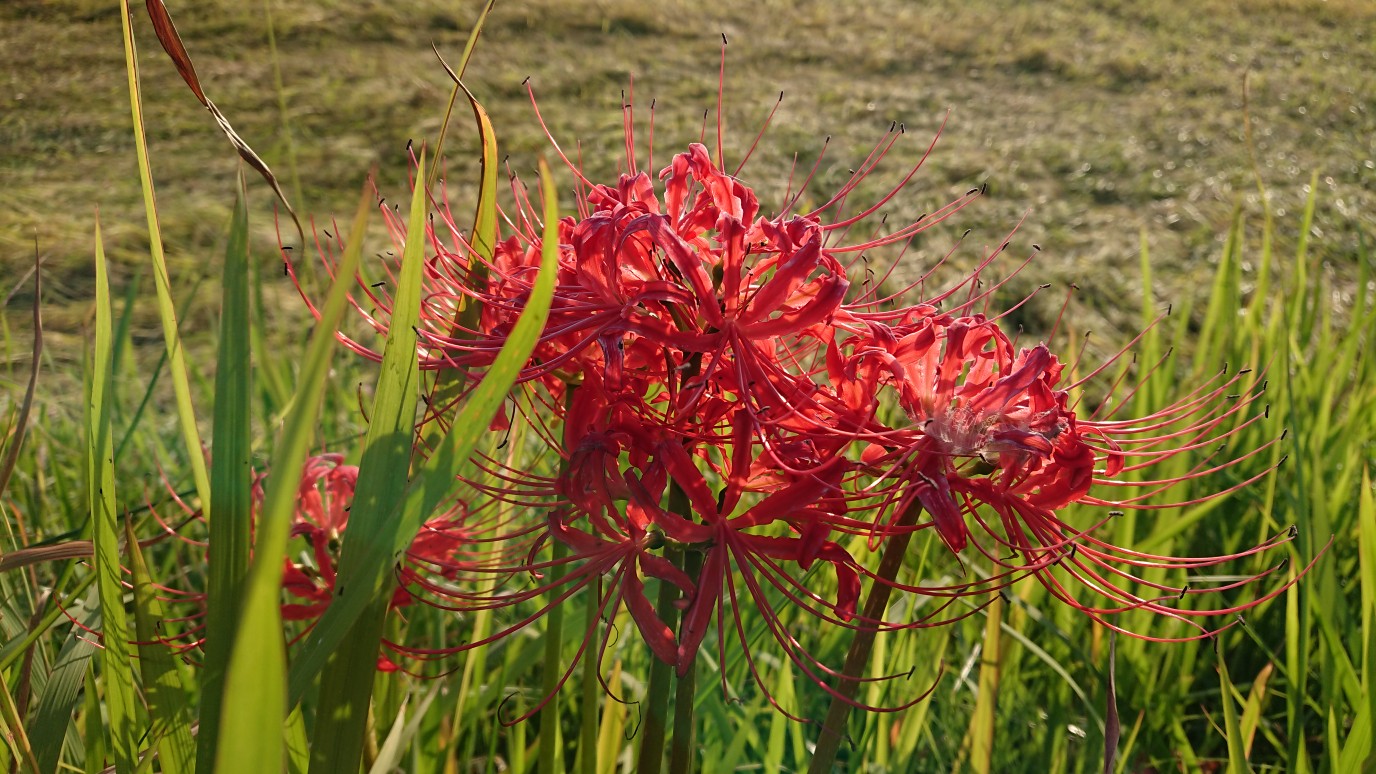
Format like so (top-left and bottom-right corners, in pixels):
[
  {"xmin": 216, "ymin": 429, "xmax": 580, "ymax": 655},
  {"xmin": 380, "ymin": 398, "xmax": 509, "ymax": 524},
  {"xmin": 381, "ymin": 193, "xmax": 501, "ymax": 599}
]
[
  {"xmin": 639, "ymin": 479, "xmax": 694, "ymax": 773},
  {"xmin": 637, "ymin": 558, "xmax": 679, "ymax": 774},
  {"xmin": 579, "ymin": 576, "xmax": 602, "ymax": 774},
  {"xmin": 539, "ymin": 540, "xmax": 568, "ymax": 773},
  {"xmin": 807, "ymin": 504, "xmax": 922, "ymax": 773},
  {"xmin": 669, "ymin": 549, "xmax": 704, "ymax": 774}
]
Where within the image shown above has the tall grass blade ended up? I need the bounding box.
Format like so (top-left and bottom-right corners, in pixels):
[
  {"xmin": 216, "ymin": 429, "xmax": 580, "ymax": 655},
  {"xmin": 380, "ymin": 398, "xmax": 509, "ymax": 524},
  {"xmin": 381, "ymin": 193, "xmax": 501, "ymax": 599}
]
[
  {"xmin": 0, "ymin": 673, "xmax": 39, "ymax": 774},
  {"xmin": 309, "ymin": 153, "xmax": 429, "ymax": 774},
  {"xmin": 287, "ymin": 158, "xmax": 562, "ymax": 705},
  {"xmin": 89, "ymin": 219, "xmax": 138, "ymax": 773},
  {"xmin": 213, "ymin": 180, "xmax": 375, "ymax": 774},
  {"xmin": 195, "ymin": 175, "xmax": 255, "ymax": 772},
  {"xmin": 368, "ymin": 684, "xmax": 442, "ymax": 774},
  {"xmin": 964, "ymin": 594, "xmax": 1004, "ymax": 774},
  {"xmin": 117, "ymin": 0, "xmax": 211, "ymax": 511},
  {"xmin": 1360, "ymin": 467, "xmax": 1376, "ymax": 772},
  {"xmin": 426, "ymin": 60, "xmax": 499, "ymax": 418}
]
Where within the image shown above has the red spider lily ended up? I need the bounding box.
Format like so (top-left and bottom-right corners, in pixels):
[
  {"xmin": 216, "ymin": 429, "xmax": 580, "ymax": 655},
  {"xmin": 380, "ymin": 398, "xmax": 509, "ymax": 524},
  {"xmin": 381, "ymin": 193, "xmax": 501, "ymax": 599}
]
[
  {"xmin": 284, "ymin": 64, "xmax": 1315, "ymax": 716},
  {"xmin": 148, "ymin": 454, "xmax": 472, "ymax": 670},
  {"xmin": 269, "ymin": 454, "xmax": 469, "ymax": 622}
]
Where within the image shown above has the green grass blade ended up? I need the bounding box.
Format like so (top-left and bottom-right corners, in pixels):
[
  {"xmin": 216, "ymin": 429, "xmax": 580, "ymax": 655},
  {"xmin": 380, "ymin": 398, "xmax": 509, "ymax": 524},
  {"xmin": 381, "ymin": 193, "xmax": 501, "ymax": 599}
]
[
  {"xmin": 0, "ymin": 250, "xmax": 40, "ymax": 500},
  {"xmin": 425, "ymin": 65, "xmax": 499, "ymax": 421},
  {"xmin": 0, "ymin": 673, "xmax": 39, "ymax": 774},
  {"xmin": 1361, "ymin": 467, "xmax": 1376, "ymax": 772},
  {"xmin": 213, "ymin": 180, "xmax": 374, "ymax": 774},
  {"xmin": 125, "ymin": 518, "xmax": 195, "ymax": 774},
  {"xmin": 28, "ymin": 601, "xmax": 99, "ymax": 774},
  {"xmin": 368, "ymin": 684, "xmax": 442, "ymax": 774},
  {"xmin": 287, "ymin": 158, "xmax": 562, "ymax": 705},
  {"xmin": 195, "ymin": 175, "xmax": 256, "ymax": 772},
  {"xmin": 117, "ymin": 0, "xmax": 211, "ymax": 511},
  {"xmin": 90, "ymin": 219, "xmax": 138, "ymax": 773},
  {"xmin": 1216, "ymin": 641, "xmax": 1252, "ymax": 774},
  {"xmin": 963, "ymin": 595, "xmax": 1005, "ymax": 774},
  {"xmin": 428, "ymin": 0, "xmax": 496, "ymax": 191},
  {"xmin": 309, "ymin": 152, "xmax": 429, "ymax": 774}
]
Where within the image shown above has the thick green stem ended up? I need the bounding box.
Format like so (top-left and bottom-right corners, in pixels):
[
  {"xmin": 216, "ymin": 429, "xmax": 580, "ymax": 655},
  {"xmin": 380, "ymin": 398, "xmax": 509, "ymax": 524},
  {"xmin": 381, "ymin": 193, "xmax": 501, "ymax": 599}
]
[
  {"xmin": 579, "ymin": 576, "xmax": 602, "ymax": 774},
  {"xmin": 807, "ymin": 504, "xmax": 923, "ymax": 773},
  {"xmin": 639, "ymin": 481, "xmax": 695, "ymax": 774},
  {"xmin": 669, "ymin": 549, "xmax": 704, "ymax": 774},
  {"xmin": 636, "ymin": 564, "xmax": 679, "ymax": 774},
  {"xmin": 539, "ymin": 540, "xmax": 569, "ymax": 773}
]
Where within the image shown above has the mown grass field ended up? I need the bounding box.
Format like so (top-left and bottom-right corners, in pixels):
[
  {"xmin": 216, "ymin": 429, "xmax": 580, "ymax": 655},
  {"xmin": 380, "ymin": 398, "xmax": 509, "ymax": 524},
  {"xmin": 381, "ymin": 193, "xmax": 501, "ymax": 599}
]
[
  {"xmin": 4, "ymin": 0, "xmax": 1374, "ymax": 342},
  {"xmin": 2, "ymin": 1, "xmax": 1375, "ymax": 773}
]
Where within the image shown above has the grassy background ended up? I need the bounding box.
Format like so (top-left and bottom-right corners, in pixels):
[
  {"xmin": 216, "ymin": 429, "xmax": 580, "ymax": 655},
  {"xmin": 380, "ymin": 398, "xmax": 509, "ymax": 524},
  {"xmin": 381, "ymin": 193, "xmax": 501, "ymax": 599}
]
[{"xmin": 3, "ymin": 0, "xmax": 1374, "ymax": 353}]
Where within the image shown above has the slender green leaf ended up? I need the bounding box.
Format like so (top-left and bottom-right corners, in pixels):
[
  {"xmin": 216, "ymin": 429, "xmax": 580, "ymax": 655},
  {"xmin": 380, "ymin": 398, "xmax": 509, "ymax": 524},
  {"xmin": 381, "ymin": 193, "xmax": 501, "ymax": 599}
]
[
  {"xmin": 368, "ymin": 684, "xmax": 442, "ymax": 774},
  {"xmin": 89, "ymin": 219, "xmax": 138, "ymax": 774},
  {"xmin": 1360, "ymin": 467, "xmax": 1376, "ymax": 773},
  {"xmin": 309, "ymin": 152, "xmax": 429, "ymax": 774},
  {"xmin": 214, "ymin": 179, "xmax": 375, "ymax": 774},
  {"xmin": 28, "ymin": 599, "xmax": 99, "ymax": 774},
  {"xmin": 118, "ymin": 0, "xmax": 211, "ymax": 511},
  {"xmin": 0, "ymin": 671, "xmax": 39, "ymax": 774},
  {"xmin": 0, "ymin": 248, "xmax": 40, "ymax": 499},
  {"xmin": 428, "ymin": 0, "xmax": 497, "ymax": 191},
  {"xmin": 1217, "ymin": 641, "xmax": 1252, "ymax": 774},
  {"xmin": 287, "ymin": 158, "xmax": 563, "ymax": 705},
  {"xmin": 425, "ymin": 64, "xmax": 499, "ymax": 428},
  {"xmin": 964, "ymin": 595, "xmax": 1004, "ymax": 774},
  {"xmin": 81, "ymin": 663, "xmax": 105, "ymax": 774},
  {"xmin": 196, "ymin": 174, "xmax": 256, "ymax": 772}
]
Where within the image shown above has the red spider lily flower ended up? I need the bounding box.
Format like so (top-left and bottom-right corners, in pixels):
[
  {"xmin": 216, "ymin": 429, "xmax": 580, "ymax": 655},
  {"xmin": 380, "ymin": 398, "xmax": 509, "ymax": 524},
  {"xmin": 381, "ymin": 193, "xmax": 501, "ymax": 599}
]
[
  {"xmin": 285, "ymin": 59, "xmax": 1318, "ymax": 714},
  {"xmin": 261, "ymin": 454, "xmax": 472, "ymax": 625},
  {"xmin": 148, "ymin": 454, "xmax": 472, "ymax": 670}
]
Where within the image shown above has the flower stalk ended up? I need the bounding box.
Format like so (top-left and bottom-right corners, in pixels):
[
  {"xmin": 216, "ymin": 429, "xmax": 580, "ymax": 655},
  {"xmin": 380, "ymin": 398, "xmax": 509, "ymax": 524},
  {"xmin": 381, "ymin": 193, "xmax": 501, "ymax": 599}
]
[{"xmin": 807, "ymin": 503, "xmax": 922, "ymax": 773}]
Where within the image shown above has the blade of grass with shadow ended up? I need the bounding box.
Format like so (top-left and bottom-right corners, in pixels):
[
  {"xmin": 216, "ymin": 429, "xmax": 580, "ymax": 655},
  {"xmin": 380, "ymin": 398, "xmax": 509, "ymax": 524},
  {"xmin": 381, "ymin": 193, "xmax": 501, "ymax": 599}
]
[
  {"xmin": 428, "ymin": 0, "xmax": 496, "ymax": 192},
  {"xmin": 212, "ymin": 179, "xmax": 375, "ymax": 774},
  {"xmin": 307, "ymin": 152, "xmax": 429, "ymax": 774},
  {"xmin": 286, "ymin": 158, "xmax": 562, "ymax": 708}
]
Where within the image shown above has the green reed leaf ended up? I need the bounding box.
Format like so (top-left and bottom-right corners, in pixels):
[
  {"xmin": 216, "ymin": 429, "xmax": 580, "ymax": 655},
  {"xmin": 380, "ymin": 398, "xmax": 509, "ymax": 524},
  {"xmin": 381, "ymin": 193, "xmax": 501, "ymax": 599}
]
[
  {"xmin": 90, "ymin": 219, "xmax": 138, "ymax": 773},
  {"xmin": 213, "ymin": 179, "xmax": 374, "ymax": 774},
  {"xmin": 196, "ymin": 174, "xmax": 255, "ymax": 772},
  {"xmin": 126, "ymin": 518, "xmax": 195, "ymax": 774}
]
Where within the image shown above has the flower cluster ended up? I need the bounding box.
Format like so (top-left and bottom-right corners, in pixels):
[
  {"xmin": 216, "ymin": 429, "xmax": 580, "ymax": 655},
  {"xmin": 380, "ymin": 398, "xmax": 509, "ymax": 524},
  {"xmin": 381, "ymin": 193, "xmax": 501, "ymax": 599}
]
[{"xmin": 292, "ymin": 84, "xmax": 1300, "ymax": 708}]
